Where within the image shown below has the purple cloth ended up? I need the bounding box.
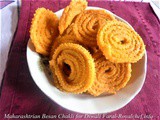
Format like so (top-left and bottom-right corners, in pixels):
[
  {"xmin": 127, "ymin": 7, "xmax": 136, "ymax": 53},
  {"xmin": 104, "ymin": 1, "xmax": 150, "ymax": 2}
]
[
  {"xmin": 0, "ymin": 1, "xmax": 14, "ymax": 9},
  {"xmin": 0, "ymin": 0, "xmax": 160, "ymax": 119}
]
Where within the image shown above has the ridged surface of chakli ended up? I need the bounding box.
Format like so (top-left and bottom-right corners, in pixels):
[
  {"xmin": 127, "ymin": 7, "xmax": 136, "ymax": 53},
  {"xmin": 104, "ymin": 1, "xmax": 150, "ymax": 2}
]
[
  {"xmin": 59, "ymin": 0, "xmax": 88, "ymax": 35},
  {"xmin": 50, "ymin": 35, "xmax": 79, "ymax": 59},
  {"xmin": 49, "ymin": 43, "xmax": 96, "ymax": 94},
  {"xmin": 97, "ymin": 21, "xmax": 145, "ymax": 63},
  {"xmin": 30, "ymin": 8, "xmax": 59, "ymax": 56},
  {"xmin": 73, "ymin": 9, "xmax": 115, "ymax": 46},
  {"xmin": 88, "ymin": 51, "xmax": 132, "ymax": 96}
]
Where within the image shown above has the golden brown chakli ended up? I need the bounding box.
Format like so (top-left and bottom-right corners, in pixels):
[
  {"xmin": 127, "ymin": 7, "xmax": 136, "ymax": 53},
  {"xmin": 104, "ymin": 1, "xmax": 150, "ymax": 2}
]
[
  {"xmin": 30, "ymin": 8, "xmax": 59, "ymax": 56},
  {"xmin": 59, "ymin": 0, "xmax": 88, "ymax": 35},
  {"xmin": 73, "ymin": 10, "xmax": 115, "ymax": 46},
  {"xmin": 97, "ymin": 21, "xmax": 145, "ymax": 63},
  {"xmin": 50, "ymin": 35, "xmax": 79, "ymax": 59},
  {"xmin": 49, "ymin": 43, "xmax": 96, "ymax": 94},
  {"xmin": 88, "ymin": 51, "xmax": 132, "ymax": 96}
]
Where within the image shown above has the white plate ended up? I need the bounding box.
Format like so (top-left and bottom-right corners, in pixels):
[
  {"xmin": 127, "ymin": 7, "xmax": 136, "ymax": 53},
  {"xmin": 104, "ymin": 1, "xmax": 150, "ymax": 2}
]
[{"xmin": 27, "ymin": 7, "xmax": 147, "ymax": 114}]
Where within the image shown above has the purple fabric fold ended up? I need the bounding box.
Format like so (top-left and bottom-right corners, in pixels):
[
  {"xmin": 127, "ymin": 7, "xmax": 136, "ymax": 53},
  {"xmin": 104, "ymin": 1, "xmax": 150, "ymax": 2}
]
[{"xmin": 0, "ymin": 0, "xmax": 159, "ymax": 119}]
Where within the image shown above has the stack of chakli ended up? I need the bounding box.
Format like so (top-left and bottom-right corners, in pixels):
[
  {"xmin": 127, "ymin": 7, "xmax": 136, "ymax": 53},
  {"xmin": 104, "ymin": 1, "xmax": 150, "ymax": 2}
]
[{"xmin": 30, "ymin": 0, "xmax": 145, "ymax": 96}]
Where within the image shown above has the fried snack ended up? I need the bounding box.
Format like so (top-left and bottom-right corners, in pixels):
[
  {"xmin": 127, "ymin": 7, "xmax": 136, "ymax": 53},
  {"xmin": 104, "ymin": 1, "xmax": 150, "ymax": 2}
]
[
  {"xmin": 30, "ymin": 8, "xmax": 59, "ymax": 56},
  {"xmin": 50, "ymin": 36, "xmax": 61, "ymax": 59},
  {"xmin": 49, "ymin": 43, "xmax": 96, "ymax": 94},
  {"xmin": 73, "ymin": 10, "xmax": 115, "ymax": 46},
  {"xmin": 59, "ymin": 0, "xmax": 88, "ymax": 35},
  {"xmin": 51, "ymin": 67, "xmax": 63, "ymax": 91},
  {"xmin": 50, "ymin": 35, "xmax": 79, "ymax": 59},
  {"xmin": 97, "ymin": 21, "xmax": 145, "ymax": 63},
  {"xmin": 64, "ymin": 23, "xmax": 75, "ymax": 36},
  {"xmin": 88, "ymin": 51, "xmax": 132, "ymax": 96}
]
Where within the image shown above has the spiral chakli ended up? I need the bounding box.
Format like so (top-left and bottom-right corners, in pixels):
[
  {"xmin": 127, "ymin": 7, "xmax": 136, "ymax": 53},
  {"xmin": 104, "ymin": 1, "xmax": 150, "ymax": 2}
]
[
  {"xmin": 59, "ymin": 0, "xmax": 88, "ymax": 35},
  {"xmin": 88, "ymin": 51, "xmax": 132, "ymax": 96},
  {"xmin": 30, "ymin": 8, "xmax": 59, "ymax": 56},
  {"xmin": 73, "ymin": 10, "xmax": 115, "ymax": 46},
  {"xmin": 97, "ymin": 21, "xmax": 145, "ymax": 63},
  {"xmin": 50, "ymin": 35, "xmax": 79, "ymax": 59},
  {"xmin": 49, "ymin": 43, "xmax": 96, "ymax": 94}
]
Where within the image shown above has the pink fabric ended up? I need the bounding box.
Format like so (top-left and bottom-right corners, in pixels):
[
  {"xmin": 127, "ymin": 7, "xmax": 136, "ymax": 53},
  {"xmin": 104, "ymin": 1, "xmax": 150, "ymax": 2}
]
[{"xmin": 0, "ymin": 0, "xmax": 160, "ymax": 119}]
